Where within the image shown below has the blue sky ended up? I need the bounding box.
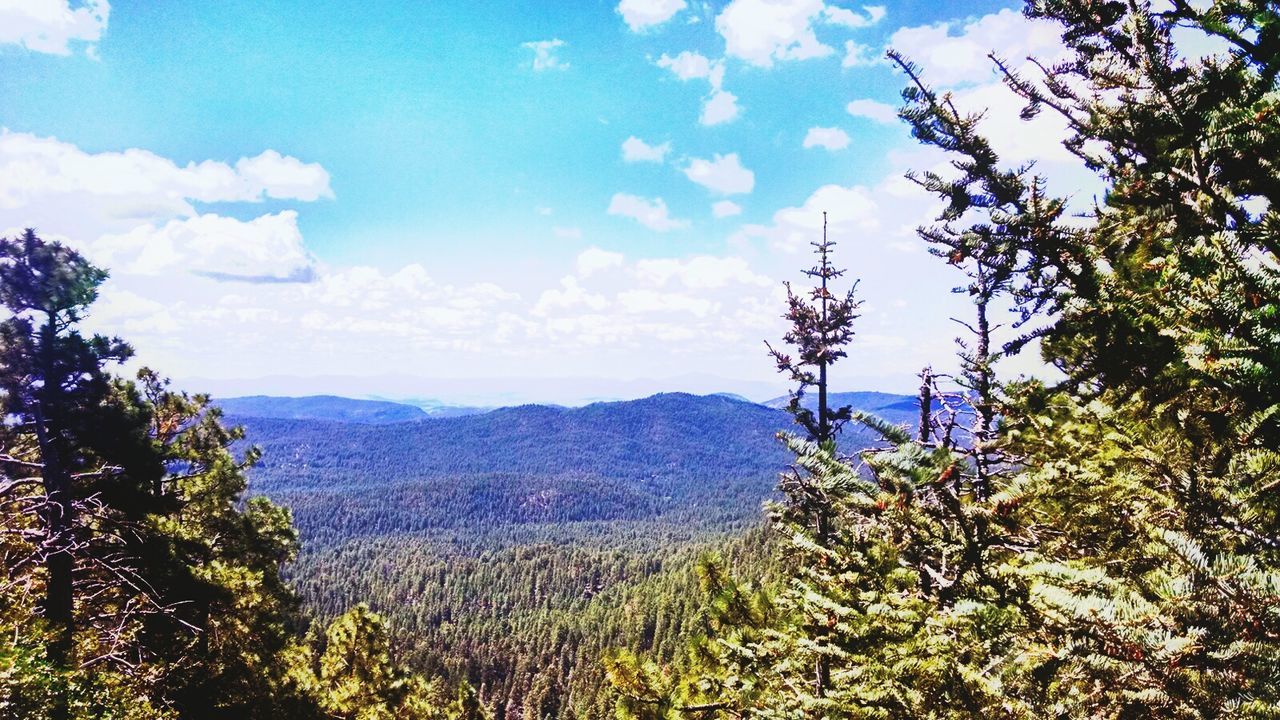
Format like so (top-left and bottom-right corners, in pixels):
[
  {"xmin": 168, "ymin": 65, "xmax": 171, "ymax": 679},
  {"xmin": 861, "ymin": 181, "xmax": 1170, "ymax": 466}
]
[{"xmin": 0, "ymin": 0, "xmax": 1080, "ymax": 404}]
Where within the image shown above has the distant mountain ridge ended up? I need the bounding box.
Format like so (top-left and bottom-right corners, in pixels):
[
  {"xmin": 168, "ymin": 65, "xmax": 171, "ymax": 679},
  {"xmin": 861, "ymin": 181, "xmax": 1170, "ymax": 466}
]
[
  {"xmin": 227, "ymin": 390, "xmax": 926, "ymax": 547},
  {"xmin": 219, "ymin": 389, "xmax": 921, "ymax": 426},
  {"xmin": 215, "ymin": 394, "xmax": 488, "ymax": 423},
  {"xmin": 763, "ymin": 390, "xmax": 922, "ymax": 426}
]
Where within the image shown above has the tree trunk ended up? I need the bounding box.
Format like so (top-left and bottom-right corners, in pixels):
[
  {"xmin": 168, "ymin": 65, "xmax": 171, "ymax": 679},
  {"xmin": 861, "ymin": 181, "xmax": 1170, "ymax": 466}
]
[
  {"xmin": 35, "ymin": 401, "xmax": 74, "ymax": 720},
  {"xmin": 36, "ymin": 312, "xmax": 74, "ymax": 720}
]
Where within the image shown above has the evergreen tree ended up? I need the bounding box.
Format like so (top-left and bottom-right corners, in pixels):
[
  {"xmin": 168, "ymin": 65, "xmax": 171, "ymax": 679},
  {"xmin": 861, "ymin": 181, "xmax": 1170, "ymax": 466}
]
[
  {"xmin": 0, "ymin": 231, "xmax": 460, "ymax": 718},
  {"xmin": 0, "ymin": 229, "xmax": 154, "ymax": 718},
  {"xmin": 610, "ymin": 2, "xmax": 1280, "ymax": 717},
  {"xmin": 765, "ymin": 215, "xmax": 862, "ymax": 700}
]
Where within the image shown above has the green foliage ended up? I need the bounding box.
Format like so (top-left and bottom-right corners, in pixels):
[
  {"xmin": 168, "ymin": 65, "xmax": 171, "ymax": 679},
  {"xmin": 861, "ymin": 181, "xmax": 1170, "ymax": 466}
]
[
  {"xmin": 608, "ymin": 2, "xmax": 1280, "ymax": 718},
  {"xmin": 0, "ymin": 232, "xmax": 460, "ymax": 719}
]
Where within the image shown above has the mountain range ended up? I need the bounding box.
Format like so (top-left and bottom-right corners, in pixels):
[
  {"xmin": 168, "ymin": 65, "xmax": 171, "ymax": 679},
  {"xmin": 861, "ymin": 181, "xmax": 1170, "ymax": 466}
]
[{"xmin": 219, "ymin": 389, "xmax": 921, "ymax": 715}]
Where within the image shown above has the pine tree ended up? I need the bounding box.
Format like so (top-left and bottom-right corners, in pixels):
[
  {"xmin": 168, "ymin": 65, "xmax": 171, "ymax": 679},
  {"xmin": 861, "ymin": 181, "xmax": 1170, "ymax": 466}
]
[
  {"xmin": 608, "ymin": 3, "xmax": 1280, "ymax": 717},
  {"xmin": 889, "ymin": 0, "xmax": 1280, "ymax": 714},
  {"xmin": 0, "ymin": 229, "xmax": 146, "ymax": 719},
  {"xmin": 0, "ymin": 232, "xmax": 459, "ymax": 718}
]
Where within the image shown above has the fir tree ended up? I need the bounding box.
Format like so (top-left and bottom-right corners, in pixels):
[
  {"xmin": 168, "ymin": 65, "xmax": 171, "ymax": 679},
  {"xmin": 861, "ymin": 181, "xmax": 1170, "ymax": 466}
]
[{"xmin": 764, "ymin": 214, "xmax": 862, "ymax": 700}]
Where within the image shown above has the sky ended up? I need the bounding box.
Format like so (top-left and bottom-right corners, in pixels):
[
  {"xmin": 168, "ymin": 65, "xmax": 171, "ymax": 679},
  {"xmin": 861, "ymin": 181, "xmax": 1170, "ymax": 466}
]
[{"xmin": 0, "ymin": 0, "xmax": 1089, "ymax": 405}]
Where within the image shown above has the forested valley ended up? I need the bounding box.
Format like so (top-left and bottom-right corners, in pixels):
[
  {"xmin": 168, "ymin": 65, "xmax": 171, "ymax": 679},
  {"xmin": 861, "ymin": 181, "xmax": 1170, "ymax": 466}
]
[{"xmin": 5, "ymin": 1, "xmax": 1280, "ymax": 718}]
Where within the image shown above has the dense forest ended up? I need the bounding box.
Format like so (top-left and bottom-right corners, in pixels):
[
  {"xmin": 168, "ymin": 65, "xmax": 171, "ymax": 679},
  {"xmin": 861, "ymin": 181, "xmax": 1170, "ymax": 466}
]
[
  {"xmin": 217, "ymin": 392, "xmax": 916, "ymax": 716},
  {"xmin": 5, "ymin": 1, "xmax": 1280, "ymax": 718}
]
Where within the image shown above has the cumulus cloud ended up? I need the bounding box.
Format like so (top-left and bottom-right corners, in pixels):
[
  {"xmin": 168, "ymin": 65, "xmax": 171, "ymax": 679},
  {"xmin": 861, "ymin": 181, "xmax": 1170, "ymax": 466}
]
[
  {"xmin": 656, "ymin": 52, "xmax": 739, "ymax": 126},
  {"xmin": 522, "ymin": 39, "xmax": 569, "ymax": 71},
  {"xmin": 621, "ymin": 136, "xmax": 671, "ymax": 163},
  {"xmin": 842, "ymin": 39, "xmax": 878, "ymax": 67},
  {"xmin": 657, "ymin": 51, "xmax": 725, "ymax": 87},
  {"xmin": 93, "ymin": 245, "xmax": 786, "ymax": 383},
  {"xmin": 0, "ymin": 129, "xmax": 333, "ymax": 233},
  {"xmin": 617, "ymin": 0, "xmax": 686, "ymax": 31},
  {"xmin": 234, "ymin": 150, "xmax": 335, "ymax": 202},
  {"xmin": 845, "ymin": 98, "xmax": 897, "ymax": 124},
  {"xmin": 736, "ymin": 183, "xmax": 883, "ymax": 252},
  {"xmin": 634, "ymin": 255, "xmax": 770, "ymax": 289},
  {"xmin": 824, "ymin": 4, "xmax": 885, "ymax": 28},
  {"xmin": 607, "ymin": 193, "xmax": 690, "ymax": 232},
  {"xmin": 803, "ymin": 126, "xmax": 850, "ymax": 150},
  {"xmin": 534, "ymin": 276, "xmax": 608, "ymax": 316},
  {"xmin": 713, "ymin": 0, "xmax": 892, "ymax": 67},
  {"xmin": 700, "ymin": 90, "xmax": 740, "ymax": 125},
  {"xmin": 712, "ymin": 200, "xmax": 742, "ymax": 218},
  {"xmin": 88, "ymin": 212, "xmax": 317, "ymax": 283},
  {"xmin": 576, "ymin": 247, "xmax": 625, "ymax": 276},
  {"xmin": 683, "ymin": 153, "xmax": 754, "ymax": 195},
  {"xmin": 887, "ymin": 8, "xmax": 1067, "ymax": 88},
  {"xmin": 0, "ymin": 130, "xmax": 335, "ymax": 285},
  {"xmin": 716, "ymin": 0, "xmax": 833, "ymax": 67},
  {"xmin": 0, "ymin": 0, "xmax": 108, "ymax": 56}
]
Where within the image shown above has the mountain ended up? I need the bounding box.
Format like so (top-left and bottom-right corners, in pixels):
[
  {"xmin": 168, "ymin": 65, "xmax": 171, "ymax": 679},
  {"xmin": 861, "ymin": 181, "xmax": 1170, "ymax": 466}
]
[
  {"xmin": 183, "ymin": 373, "xmax": 789, "ymax": 407},
  {"xmin": 216, "ymin": 394, "xmax": 431, "ymax": 424},
  {"xmin": 227, "ymin": 391, "xmax": 900, "ymax": 716},
  {"xmin": 228, "ymin": 393, "xmax": 848, "ymax": 544},
  {"xmin": 763, "ymin": 390, "xmax": 924, "ymax": 426},
  {"xmin": 229, "ymin": 392, "xmax": 913, "ymax": 544},
  {"xmin": 386, "ymin": 397, "xmax": 492, "ymax": 418}
]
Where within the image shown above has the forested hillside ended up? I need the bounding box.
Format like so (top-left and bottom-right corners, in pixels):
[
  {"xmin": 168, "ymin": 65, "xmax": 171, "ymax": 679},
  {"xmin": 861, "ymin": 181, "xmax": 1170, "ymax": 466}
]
[
  {"xmin": 231, "ymin": 393, "xmax": 869, "ymax": 540},
  {"xmin": 226, "ymin": 392, "xmax": 905, "ymax": 715},
  {"xmin": 215, "ymin": 395, "xmax": 434, "ymax": 424}
]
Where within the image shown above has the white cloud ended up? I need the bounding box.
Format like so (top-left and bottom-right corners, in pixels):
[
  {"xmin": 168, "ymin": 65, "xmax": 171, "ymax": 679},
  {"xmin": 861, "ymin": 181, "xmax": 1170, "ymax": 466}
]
[
  {"xmin": 634, "ymin": 255, "xmax": 770, "ymax": 289},
  {"xmin": 950, "ymin": 80, "xmax": 1074, "ymax": 166},
  {"xmin": 683, "ymin": 153, "xmax": 754, "ymax": 195},
  {"xmin": 656, "ymin": 51, "xmax": 738, "ymax": 125},
  {"xmin": 534, "ymin": 276, "xmax": 608, "ymax": 316},
  {"xmin": 621, "ymin": 136, "xmax": 671, "ymax": 163},
  {"xmin": 0, "ymin": 0, "xmax": 108, "ymax": 56},
  {"xmin": 617, "ymin": 289, "xmax": 715, "ymax": 317},
  {"xmin": 846, "ymin": 98, "xmax": 897, "ymax": 124},
  {"xmin": 716, "ymin": 0, "xmax": 833, "ymax": 68},
  {"xmin": 553, "ymin": 226, "xmax": 583, "ymax": 239},
  {"xmin": 618, "ymin": 0, "xmax": 687, "ymax": 31},
  {"xmin": 522, "ymin": 39, "xmax": 569, "ymax": 71},
  {"xmin": 607, "ymin": 193, "xmax": 690, "ymax": 232},
  {"xmin": 657, "ymin": 51, "xmax": 724, "ymax": 88},
  {"xmin": 842, "ymin": 39, "xmax": 878, "ymax": 67},
  {"xmin": 712, "ymin": 200, "xmax": 742, "ymax": 218},
  {"xmin": 887, "ymin": 8, "xmax": 1066, "ymax": 88},
  {"xmin": 234, "ymin": 150, "xmax": 334, "ymax": 202},
  {"xmin": 734, "ymin": 183, "xmax": 882, "ymax": 253},
  {"xmin": 0, "ymin": 130, "xmax": 333, "ymax": 227},
  {"xmin": 700, "ymin": 89, "xmax": 741, "ymax": 125},
  {"xmin": 0, "ymin": 130, "xmax": 335, "ymax": 283},
  {"xmin": 89, "ymin": 212, "xmax": 316, "ymax": 282},
  {"xmin": 576, "ymin": 247, "xmax": 625, "ymax": 276},
  {"xmin": 824, "ymin": 4, "xmax": 885, "ymax": 28},
  {"xmin": 803, "ymin": 126, "xmax": 850, "ymax": 150}
]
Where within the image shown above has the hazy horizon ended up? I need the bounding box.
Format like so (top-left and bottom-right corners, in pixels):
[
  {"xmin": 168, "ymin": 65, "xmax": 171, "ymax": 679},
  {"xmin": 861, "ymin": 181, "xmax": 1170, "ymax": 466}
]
[{"xmin": 181, "ymin": 370, "xmax": 919, "ymax": 407}]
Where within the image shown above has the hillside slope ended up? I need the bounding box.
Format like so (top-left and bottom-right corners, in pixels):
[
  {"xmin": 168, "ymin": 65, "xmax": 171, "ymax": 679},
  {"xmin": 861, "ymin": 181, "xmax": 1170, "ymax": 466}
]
[
  {"xmin": 217, "ymin": 394, "xmax": 431, "ymax": 424},
  {"xmin": 228, "ymin": 391, "xmax": 915, "ymax": 716}
]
